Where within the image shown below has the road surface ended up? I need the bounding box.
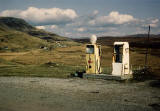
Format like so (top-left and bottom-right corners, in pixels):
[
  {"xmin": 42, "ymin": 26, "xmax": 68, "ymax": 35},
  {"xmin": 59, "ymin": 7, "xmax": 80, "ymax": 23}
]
[{"xmin": 0, "ymin": 77, "xmax": 160, "ymax": 111}]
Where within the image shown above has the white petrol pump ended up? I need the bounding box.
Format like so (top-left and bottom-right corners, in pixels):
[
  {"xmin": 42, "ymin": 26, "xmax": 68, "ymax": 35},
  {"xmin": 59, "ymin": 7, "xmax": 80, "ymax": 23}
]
[{"xmin": 112, "ymin": 42, "xmax": 132, "ymax": 79}]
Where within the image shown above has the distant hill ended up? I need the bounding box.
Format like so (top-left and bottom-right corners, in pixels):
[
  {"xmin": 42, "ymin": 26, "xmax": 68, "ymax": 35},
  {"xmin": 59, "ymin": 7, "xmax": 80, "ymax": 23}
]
[
  {"xmin": 0, "ymin": 17, "xmax": 69, "ymax": 52},
  {"xmin": 0, "ymin": 17, "xmax": 34, "ymax": 32},
  {"xmin": 73, "ymin": 34, "xmax": 160, "ymax": 48}
]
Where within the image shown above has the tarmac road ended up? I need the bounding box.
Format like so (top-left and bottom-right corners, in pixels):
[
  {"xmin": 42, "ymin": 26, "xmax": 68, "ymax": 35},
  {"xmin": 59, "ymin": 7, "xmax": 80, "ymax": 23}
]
[{"xmin": 0, "ymin": 77, "xmax": 160, "ymax": 111}]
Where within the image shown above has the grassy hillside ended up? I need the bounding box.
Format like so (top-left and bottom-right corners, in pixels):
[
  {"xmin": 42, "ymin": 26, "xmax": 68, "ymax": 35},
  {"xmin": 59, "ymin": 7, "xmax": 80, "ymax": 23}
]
[
  {"xmin": 0, "ymin": 29, "xmax": 50, "ymax": 52},
  {"xmin": 0, "ymin": 17, "xmax": 68, "ymax": 40},
  {"xmin": 0, "ymin": 17, "xmax": 81, "ymax": 78},
  {"xmin": 0, "ymin": 17, "xmax": 70, "ymax": 52}
]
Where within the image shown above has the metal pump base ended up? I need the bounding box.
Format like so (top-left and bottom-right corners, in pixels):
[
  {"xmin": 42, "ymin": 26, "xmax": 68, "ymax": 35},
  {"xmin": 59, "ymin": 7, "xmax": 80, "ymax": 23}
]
[{"xmin": 83, "ymin": 73, "xmax": 132, "ymax": 80}]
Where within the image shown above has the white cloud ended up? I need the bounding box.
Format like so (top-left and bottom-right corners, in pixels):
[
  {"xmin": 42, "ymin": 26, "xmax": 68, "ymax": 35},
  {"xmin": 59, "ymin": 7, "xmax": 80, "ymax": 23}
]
[
  {"xmin": 76, "ymin": 27, "xmax": 85, "ymax": 32},
  {"xmin": 141, "ymin": 18, "xmax": 159, "ymax": 28},
  {"xmin": 50, "ymin": 25, "xmax": 58, "ymax": 29},
  {"xmin": 90, "ymin": 10, "xmax": 99, "ymax": 18},
  {"xmin": 88, "ymin": 20, "xmax": 96, "ymax": 25},
  {"xmin": 150, "ymin": 19, "xmax": 159, "ymax": 28},
  {"xmin": 86, "ymin": 10, "xmax": 99, "ymax": 20},
  {"xmin": 1, "ymin": 7, "xmax": 159, "ymax": 37},
  {"xmin": 89, "ymin": 11, "xmax": 136, "ymax": 26},
  {"xmin": 151, "ymin": 19, "xmax": 159, "ymax": 24},
  {"xmin": 93, "ymin": 10, "xmax": 99, "ymax": 15},
  {"xmin": 64, "ymin": 32, "xmax": 72, "ymax": 36},
  {"xmin": 107, "ymin": 11, "xmax": 135, "ymax": 24},
  {"xmin": 0, "ymin": 7, "xmax": 78, "ymax": 25},
  {"xmin": 150, "ymin": 23, "xmax": 158, "ymax": 28},
  {"xmin": 35, "ymin": 26, "xmax": 46, "ymax": 30}
]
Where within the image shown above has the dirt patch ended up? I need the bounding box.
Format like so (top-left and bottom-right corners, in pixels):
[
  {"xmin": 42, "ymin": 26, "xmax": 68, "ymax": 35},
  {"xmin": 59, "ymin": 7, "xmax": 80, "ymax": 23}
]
[{"xmin": 0, "ymin": 77, "xmax": 160, "ymax": 111}]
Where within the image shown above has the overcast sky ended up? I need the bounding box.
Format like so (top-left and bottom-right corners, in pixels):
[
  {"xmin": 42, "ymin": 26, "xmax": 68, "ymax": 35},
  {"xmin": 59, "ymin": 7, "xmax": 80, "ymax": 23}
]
[{"xmin": 0, "ymin": 0, "xmax": 159, "ymax": 38}]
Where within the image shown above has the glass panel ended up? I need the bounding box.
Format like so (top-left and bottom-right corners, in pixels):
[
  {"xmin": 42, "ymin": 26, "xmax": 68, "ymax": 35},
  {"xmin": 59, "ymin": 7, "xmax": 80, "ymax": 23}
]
[
  {"xmin": 98, "ymin": 45, "xmax": 101, "ymax": 56},
  {"xmin": 114, "ymin": 45, "xmax": 123, "ymax": 63},
  {"xmin": 86, "ymin": 45, "xmax": 94, "ymax": 54}
]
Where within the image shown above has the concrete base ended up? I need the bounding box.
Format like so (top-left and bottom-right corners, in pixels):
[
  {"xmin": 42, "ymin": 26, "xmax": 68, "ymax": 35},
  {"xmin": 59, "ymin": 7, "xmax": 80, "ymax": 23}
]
[{"xmin": 83, "ymin": 73, "xmax": 132, "ymax": 80}]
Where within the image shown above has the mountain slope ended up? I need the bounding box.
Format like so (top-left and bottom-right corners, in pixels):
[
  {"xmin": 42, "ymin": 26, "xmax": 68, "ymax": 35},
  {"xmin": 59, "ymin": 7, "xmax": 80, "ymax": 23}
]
[
  {"xmin": 0, "ymin": 17, "xmax": 69, "ymax": 52},
  {"xmin": 0, "ymin": 17, "xmax": 68, "ymax": 41},
  {"xmin": 0, "ymin": 17, "xmax": 34, "ymax": 32},
  {"xmin": 0, "ymin": 27, "xmax": 49, "ymax": 52}
]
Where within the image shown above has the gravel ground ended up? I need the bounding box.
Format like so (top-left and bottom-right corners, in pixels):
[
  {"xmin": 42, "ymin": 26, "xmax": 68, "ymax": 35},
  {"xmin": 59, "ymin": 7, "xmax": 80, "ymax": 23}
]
[{"xmin": 0, "ymin": 77, "xmax": 160, "ymax": 111}]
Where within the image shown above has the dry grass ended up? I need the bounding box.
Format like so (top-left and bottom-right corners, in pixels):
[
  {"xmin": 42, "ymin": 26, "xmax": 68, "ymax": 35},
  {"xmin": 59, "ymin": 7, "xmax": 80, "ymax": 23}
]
[
  {"xmin": 0, "ymin": 45, "xmax": 85, "ymax": 65},
  {"xmin": 0, "ymin": 43, "xmax": 160, "ymax": 77}
]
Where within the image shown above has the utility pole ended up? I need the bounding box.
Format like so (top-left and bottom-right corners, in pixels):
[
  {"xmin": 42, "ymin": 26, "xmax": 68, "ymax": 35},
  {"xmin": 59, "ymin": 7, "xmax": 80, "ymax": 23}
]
[{"xmin": 144, "ymin": 25, "xmax": 150, "ymax": 67}]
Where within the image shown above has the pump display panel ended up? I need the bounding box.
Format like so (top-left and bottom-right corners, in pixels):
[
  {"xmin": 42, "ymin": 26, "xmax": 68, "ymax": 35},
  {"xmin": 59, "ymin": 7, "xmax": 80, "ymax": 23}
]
[{"xmin": 86, "ymin": 45, "xmax": 94, "ymax": 54}]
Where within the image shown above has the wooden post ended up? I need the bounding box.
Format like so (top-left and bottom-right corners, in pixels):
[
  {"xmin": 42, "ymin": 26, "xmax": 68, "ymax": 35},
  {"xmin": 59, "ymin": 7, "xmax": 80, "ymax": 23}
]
[{"xmin": 145, "ymin": 25, "xmax": 150, "ymax": 67}]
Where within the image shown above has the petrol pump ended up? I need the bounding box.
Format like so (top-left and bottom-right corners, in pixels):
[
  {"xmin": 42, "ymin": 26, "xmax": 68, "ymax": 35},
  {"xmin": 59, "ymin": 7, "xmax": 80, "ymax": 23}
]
[
  {"xmin": 86, "ymin": 35, "xmax": 102, "ymax": 74},
  {"xmin": 112, "ymin": 42, "xmax": 132, "ymax": 78}
]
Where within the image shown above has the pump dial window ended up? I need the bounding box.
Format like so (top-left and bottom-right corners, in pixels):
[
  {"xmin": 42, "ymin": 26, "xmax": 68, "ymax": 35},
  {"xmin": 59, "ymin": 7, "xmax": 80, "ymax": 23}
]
[{"xmin": 86, "ymin": 45, "xmax": 94, "ymax": 54}]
